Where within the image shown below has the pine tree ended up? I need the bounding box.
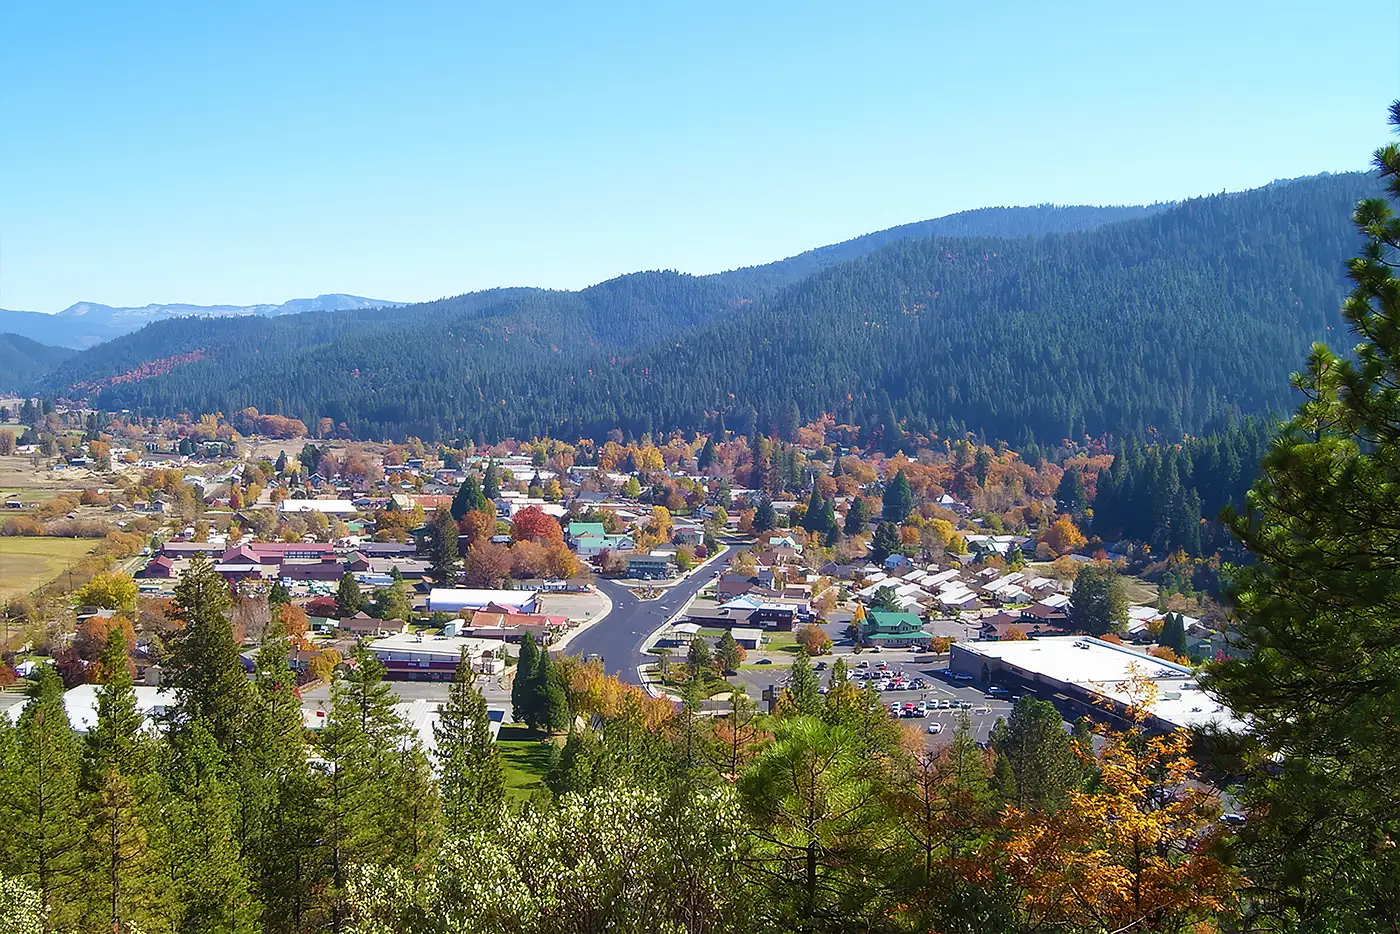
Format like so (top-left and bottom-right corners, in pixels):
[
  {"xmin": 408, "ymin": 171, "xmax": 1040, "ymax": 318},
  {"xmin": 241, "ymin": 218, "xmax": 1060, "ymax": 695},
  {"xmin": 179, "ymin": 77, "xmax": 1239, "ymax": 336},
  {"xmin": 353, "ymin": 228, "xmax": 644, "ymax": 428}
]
[
  {"xmin": 167, "ymin": 724, "xmax": 259, "ymax": 933},
  {"xmin": 274, "ymin": 450, "xmax": 288, "ymax": 473},
  {"xmin": 527, "ymin": 650, "xmax": 569, "ymax": 734},
  {"xmin": 6, "ymin": 667, "xmax": 84, "ymax": 925},
  {"xmin": 482, "ymin": 460, "xmax": 500, "ymax": 500},
  {"xmin": 313, "ymin": 644, "xmax": 427, "ymax": 923},
  {"xmin": 844, "ymin": 496, "xmax": 870, "ymax": 535},
  {"xmin": 989, "ymin": 697, "xmax": 1081, "ymax": 812},
  {"xmin": 785, "ymin": 648, "xmax": 822, "ymax": 716},
  {"xmin": 268, "ymin": 579, "xmax": 291, "ymax": 609},
  {"xmin": 1055, "ymin": 468, "xmax": 1087, "ymax": 514},
  {"xmin": 819, "ymin": 500, "xmax": 839, "ymax": 545},
  {"xmin": 1159, "ymin": 612, "xmax": 1190, "ymax": 659},
  {"xmin": 1203, "ymin": 123, "xmax": 1400, "ymax": 919},
  {"xmin": 511, "ymin": 633, "xmax": 540, "ymax": 728},
  {"xmin": 167, "ymin": 555, "xmax": 253, "ymax": 752},
  {"xmin": 428, "ymin": 507, "xmax": 460, "ymax": 584},
  {"xmin": 754, "ymin": 499, "xmax": 776, "ymax": 532},
  {"xmin": 697, "ymin": 436, "xmax": 717, "ymax": 470},
  {"xmin": 450, "ymin": 475, "xmax": 487, "ymax": 520},
  {"xmin": 870, "ymin": 522, "xmax": 901, "ymax": 563},
  {"xmin": 242, "ymin": 619, "xmax": 312, "ymax": 929},
  {"xmin": 715, "ymin": 630, "xmax": 744, "ymax": 673},
  {"xmin": 686, "ymin": 636, "xmax": 713, "ymax": 677},
  {"xmin": 881, "ymin": 469, "xmax": 914, "ymax": 523},
  {"xmin": 542, "ymin": 661, "xmax": 571, "ymax": 735},
  {"xmin": 436, "ymin": 651, "xmax": 505, "ymax": 834},
  {"xmin": 801, "ymin": 488, "xmax": 825, "ymax": 534},
  {"xmin": 1068, "ymin": 567, "xmax": 1127, "ymax": 636},
  {"xmin": 80, "ymin": 630, "xmax": 171, "ymax": 931},
  {"xmin": 335, "ymin": 571, "xmax": 365, "ymax": 618}
]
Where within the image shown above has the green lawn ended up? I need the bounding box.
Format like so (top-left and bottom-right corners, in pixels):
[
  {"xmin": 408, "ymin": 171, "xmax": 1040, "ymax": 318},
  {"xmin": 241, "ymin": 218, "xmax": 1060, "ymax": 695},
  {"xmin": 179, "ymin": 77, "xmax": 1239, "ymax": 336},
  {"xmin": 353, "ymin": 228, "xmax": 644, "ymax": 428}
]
[
  {"xmin": 496, "ymin": 723, "xmax": 554, "ymax": 801},
  {"xmin": 765, "ymin": 631, "xmax": 801, "ymax": 654},
  {"xmin": 0, "ymin": 537, "xmax": 99, "ymax": 602}
]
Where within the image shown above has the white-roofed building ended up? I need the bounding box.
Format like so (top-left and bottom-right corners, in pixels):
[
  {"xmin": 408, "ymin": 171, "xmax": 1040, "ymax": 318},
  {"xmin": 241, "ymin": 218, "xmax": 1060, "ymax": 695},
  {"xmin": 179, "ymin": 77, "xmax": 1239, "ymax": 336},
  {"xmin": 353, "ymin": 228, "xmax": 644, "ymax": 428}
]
[
  {"xmin": 950, "ymin": 636, "xmax": 1241, "ymax": 733},
  {"xmin": 278, "ymin": 499, "xmax": 358, "ymax": 515},
  {"xmin": 428, "ymin": 588, "xmax": 537, "ymax": 614},
  {"xmin": 7, "ymin": 684, "xmax": 177, "ymax": 735}
]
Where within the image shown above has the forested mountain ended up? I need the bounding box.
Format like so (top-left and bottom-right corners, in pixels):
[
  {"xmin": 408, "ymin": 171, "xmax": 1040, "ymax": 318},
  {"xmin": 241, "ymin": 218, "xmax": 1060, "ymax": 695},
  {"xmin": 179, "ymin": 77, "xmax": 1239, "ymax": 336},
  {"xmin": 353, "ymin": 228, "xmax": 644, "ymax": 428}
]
[
  {"xmin": 37, "ymin": 173, "xmax": 1375, "ymax": 443},
  {"xmin": 712, "ymin": 203, "xmax": 1168, "ymax": 293},
  {"xmin": 0, "ymin": 333, "xmax": 74, "ymax": 392},
  {"xmin": 0, "ymin": 293, "xmax": 399, "ymax": 349}
]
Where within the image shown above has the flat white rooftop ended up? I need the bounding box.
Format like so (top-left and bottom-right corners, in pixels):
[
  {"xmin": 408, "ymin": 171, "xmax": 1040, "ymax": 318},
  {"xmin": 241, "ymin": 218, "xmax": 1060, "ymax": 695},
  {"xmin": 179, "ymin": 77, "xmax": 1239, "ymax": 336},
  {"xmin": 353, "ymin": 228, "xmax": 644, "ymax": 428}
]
[
  {"xmin": 428, "ymin": 588, "xmax": 537, "ymax": 612},
  {"xmin": 369, "ymin": 633, "xmax": 507, "ymax": 660},
  {"xmin": 955, "ymin": 636, "xmax": 1241, "ymax": 732},
  {"xmin": 278, "ymin": 499, "xmax": 357, "ymax": 514}
]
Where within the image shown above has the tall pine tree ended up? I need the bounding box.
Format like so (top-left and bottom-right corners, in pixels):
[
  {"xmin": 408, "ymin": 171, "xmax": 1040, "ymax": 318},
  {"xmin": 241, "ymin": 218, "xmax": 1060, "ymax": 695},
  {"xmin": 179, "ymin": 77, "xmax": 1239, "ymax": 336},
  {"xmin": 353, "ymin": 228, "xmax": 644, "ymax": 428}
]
[{"xmin": 435, "ymin": 650, "xmax": 505, "ymax": 834}]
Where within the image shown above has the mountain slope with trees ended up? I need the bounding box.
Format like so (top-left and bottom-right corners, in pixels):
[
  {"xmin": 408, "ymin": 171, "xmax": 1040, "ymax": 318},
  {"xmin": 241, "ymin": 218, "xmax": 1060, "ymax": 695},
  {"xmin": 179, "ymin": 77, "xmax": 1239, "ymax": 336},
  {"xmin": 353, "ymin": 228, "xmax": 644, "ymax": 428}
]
[
  {"xmin": 37, "ymin": 173, "xmax": 1376, "ymax": 443},
  {"xmin": 0, "ymin": 334, "xmax": 75, "ymax": 392}
]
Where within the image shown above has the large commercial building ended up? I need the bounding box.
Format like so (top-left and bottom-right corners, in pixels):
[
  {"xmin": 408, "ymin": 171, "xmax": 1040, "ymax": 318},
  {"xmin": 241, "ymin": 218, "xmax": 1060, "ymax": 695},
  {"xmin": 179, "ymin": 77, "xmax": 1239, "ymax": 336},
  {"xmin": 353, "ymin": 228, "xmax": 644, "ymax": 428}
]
[
  {"xmin": 950, "ymin": 636, "xmax": 1241, "ymax": 733},
  {"xmin": 427, "ymin": 588, "xmax": 538, "ymax": 614}
]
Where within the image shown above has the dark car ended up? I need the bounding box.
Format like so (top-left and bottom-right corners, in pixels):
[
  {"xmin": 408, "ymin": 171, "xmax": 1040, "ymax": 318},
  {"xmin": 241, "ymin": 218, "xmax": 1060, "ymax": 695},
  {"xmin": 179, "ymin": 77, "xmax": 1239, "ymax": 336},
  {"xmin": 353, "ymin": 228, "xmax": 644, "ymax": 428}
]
[
  {"xmin": 815, "ymin": 661, "xmax": 828, "ymax": 671},
  {"xmin": 756, "ymin": 658, "xmax": 773, "ymax": 665}
]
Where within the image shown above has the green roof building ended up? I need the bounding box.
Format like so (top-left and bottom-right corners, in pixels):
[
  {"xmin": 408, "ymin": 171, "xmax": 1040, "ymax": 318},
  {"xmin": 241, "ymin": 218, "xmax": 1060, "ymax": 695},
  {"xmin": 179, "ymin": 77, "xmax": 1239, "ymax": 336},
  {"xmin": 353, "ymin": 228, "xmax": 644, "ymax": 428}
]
[{"xmin": 863, "ymin": 609, "xmax": 927, "ymax": 646}]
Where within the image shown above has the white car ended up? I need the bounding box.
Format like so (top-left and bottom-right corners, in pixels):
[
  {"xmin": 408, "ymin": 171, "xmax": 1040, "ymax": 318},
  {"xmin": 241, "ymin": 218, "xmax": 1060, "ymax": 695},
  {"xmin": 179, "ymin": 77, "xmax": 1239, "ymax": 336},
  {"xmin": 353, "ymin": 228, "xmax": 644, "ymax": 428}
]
[{"xmin": 926, "ymin": 722, "xmax": 944, "ymax": 735}]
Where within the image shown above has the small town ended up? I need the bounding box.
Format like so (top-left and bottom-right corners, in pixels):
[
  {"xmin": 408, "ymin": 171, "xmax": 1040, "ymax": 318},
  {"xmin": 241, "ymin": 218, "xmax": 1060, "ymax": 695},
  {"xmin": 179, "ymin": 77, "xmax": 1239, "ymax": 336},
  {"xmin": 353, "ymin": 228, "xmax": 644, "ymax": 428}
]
[
  {"xmin": 2, "ymin": 402, "xmax": 1234, "ymax": 775},
  {"xmin": 0, "ymin": 9, "xmax": 1391, "ymax": 930}
]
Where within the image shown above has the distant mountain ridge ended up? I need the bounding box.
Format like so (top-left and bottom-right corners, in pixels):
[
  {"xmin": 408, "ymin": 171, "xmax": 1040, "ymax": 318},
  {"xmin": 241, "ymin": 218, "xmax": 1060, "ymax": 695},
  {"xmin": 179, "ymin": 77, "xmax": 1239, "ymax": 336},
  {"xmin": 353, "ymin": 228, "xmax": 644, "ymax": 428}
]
[
  {"xmin": 34, "ymin": 173, "xmax": 1380, "ymax": 444},
  {"xmin": 711, "ymin": 203, "xmax": 1168, "ymax": 293},
  {"xmin": 0, "ymin": 293, "xmax": 400, "ymax": 349}
]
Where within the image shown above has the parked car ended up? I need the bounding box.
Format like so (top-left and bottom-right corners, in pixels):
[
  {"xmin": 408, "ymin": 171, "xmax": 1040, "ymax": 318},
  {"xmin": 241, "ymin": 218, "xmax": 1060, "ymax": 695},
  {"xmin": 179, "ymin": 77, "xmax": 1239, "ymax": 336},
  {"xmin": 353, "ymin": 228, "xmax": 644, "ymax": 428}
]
[
  {"xmin": 916, "ymin": 702, "xmax": 928, "ymax": 716},
  {"xmin": 926, "ymin": 722, "xmax": 944, "ymax": 735},
  {"xmin": 755, "ymin": 658, "xmax": 773, "ymax": 665},
  {"xmin": 987, "ymin": 686, "xmax": 1009, "ymax": 698},
  {"xmin": 815, "ymin": 661, "xmax": 827, "ymax": 671},
  {"xmin": 1220, "ymin": 813, "xmax": 1247, "ymax": 826},
  {"xmin": 952, "ymin": 672, "xmax": 973, "ymax": 682}
]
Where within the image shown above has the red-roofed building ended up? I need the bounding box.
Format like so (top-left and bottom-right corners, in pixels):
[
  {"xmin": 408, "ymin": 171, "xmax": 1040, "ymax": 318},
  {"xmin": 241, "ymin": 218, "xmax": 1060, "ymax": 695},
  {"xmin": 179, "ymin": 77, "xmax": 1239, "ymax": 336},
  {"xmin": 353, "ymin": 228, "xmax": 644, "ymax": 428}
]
[{"xmin": 138, "ymin": 555, "xmax": 175, "ymax": 578}]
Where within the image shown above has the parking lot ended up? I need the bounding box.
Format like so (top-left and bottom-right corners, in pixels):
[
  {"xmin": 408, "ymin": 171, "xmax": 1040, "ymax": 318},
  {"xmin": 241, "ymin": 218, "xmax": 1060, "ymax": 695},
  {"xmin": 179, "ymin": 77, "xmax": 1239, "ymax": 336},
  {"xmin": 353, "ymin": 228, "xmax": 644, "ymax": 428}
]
[{"xmin": 730, "ymin": 657, "xmax": 1021, "ymax": 749}]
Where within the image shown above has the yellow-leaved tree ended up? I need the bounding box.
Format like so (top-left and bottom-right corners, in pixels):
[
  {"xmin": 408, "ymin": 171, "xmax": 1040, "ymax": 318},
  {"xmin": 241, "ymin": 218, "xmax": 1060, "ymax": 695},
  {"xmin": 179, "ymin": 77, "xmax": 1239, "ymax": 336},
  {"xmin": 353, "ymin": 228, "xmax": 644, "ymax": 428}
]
[{"xmin": 978, "ymin": 669, "xmax": 1239, "ymax": 932}]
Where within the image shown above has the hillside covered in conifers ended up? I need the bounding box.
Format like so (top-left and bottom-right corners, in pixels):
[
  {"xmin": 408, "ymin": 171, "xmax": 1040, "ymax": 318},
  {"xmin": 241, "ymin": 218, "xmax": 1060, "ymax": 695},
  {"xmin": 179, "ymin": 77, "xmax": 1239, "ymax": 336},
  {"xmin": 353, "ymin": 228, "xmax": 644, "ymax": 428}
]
[{"xmin": 37, "ymin": 173, "xmax": 1374, "ymax": 443}]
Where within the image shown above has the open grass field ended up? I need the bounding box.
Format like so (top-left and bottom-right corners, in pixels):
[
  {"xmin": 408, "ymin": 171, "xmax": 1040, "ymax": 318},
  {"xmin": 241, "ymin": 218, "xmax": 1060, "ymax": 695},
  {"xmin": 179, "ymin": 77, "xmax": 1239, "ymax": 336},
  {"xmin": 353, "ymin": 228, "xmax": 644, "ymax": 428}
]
[
  {"xmin": 0, "ymin": 537, "xmax": 99, "ymax": 601},
  {"xmin": 496, "ymin": 723, "xmax": 553, "ymax": 800}
]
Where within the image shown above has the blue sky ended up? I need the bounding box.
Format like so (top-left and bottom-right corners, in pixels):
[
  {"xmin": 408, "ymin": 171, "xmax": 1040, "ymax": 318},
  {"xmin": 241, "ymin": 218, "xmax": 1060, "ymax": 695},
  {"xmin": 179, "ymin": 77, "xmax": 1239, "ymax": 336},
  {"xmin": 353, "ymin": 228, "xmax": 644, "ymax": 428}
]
[{"xmin": 1, "ymin": 1, "xmax": 1396, "ymax": 312}]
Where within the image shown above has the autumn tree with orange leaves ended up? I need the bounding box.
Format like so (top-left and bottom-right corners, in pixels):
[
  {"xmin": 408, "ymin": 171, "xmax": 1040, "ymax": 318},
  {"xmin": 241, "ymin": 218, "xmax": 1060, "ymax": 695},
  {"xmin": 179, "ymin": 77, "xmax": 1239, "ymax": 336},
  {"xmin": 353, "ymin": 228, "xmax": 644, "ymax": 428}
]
[{"xmin": 975, "ymin": 671, "xmax": 1238, "ymax": 933}]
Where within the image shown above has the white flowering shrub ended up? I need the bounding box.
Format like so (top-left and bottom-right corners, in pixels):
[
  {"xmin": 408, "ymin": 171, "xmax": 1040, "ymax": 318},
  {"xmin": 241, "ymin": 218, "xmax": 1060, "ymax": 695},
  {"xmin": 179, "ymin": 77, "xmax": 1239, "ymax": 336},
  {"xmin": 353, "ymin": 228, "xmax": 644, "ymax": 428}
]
[
  {"xmin": 349, "ymin": 783, "xmax": 746, "ymax": 934},
  {"xmin": 0, "ymin": 872, "xmax": 45, "ymax": 934}
]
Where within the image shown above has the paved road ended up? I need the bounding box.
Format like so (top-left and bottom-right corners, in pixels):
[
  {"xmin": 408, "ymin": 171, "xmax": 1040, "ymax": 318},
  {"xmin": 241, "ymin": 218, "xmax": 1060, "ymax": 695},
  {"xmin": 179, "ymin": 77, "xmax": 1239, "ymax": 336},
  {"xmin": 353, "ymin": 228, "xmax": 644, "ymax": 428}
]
[{"xmin": 563, "ymin": 566, "xmax": 722, "ymax": 685}]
